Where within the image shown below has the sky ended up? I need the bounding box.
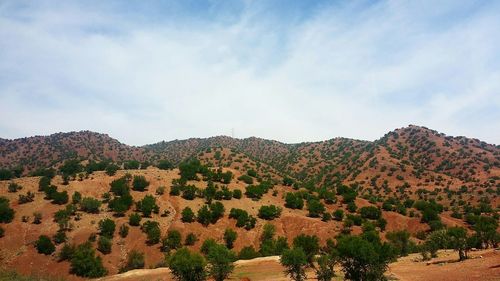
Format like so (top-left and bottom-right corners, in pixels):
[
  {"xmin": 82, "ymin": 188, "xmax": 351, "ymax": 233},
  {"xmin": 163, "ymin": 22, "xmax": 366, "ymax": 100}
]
[{"xmin": 0, "ymin": 0, "xmax": 499, "ymax": 146}]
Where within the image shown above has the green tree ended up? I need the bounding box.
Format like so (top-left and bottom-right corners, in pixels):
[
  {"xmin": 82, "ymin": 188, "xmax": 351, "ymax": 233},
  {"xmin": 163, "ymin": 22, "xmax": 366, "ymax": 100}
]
[
  {"xmin": 223, "ymin": 228, "xmax": 237, "ymax": 249},
  {"xmin": 386, "ymin": 230, "xmax": 412, "ymax": 257},
  {"xmin": 280, "ymin": 247, "xmax": 308, "ymax": 281},
  {"xmin": 35, "ymin": 235, "xmax": 55, "ymax": 255},
  {"xmin": 142, "ymin": 221, "xmax": 161, "ymax": 245},
  {"xmin": 70, "ymin": 242, "xmax": 107, "ymax": 278},
  {"xmin": 360, "ymin": 206, "xmax": 382, "ymax": 220},
  {"xmin": 169, "ymin": 248, "xmax": 207, "ymax": 281},
  {"xmin": 258, "ymin": 205, "xmax": 282, "ymax": 220},
  {"xmin": 80, "ymin": 197, "xmax": 101, "ymax": 213},
  {"xmin": 315, "ymin": 253, "xmax": 337, "ymax": 281},
  {"xmin": 292, "ymin": 234, "xmax": 320, "ymax": 265},
  {"xmin": 337, "ymin": 235, "xmax": 393, "ymax": 281},
  {"xmin": 119, "ymin": 224, "xmax": 129, "ymax": 238},
  {"xmin": 473, "ymin": 216, "xmax": 498, "ymax": 248},
  {"xmin": 447, "ymin": 227, "xmax": 469, "ymax": 261},
  {"xmin": 98, "ymin": 218, "xmax": 116, "ymax": 238},
  {"xmin": 207, "ymin": 244, "xmax": 235, "ymax": 281},
  {"xmin": 136, "ymin": 195, "xmax": 159, "ymax": 217}
]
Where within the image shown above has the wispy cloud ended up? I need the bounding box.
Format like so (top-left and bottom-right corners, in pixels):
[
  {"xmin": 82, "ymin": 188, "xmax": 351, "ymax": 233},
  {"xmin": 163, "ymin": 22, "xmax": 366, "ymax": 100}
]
[{"xmin": 0, "ymin": 0, "xmax": 499, "ymax": 145}]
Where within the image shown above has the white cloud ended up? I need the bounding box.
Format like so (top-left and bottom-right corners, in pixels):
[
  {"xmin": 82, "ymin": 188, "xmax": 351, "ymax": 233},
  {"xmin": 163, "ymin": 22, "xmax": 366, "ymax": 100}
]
[{"xmin": 0, "ymin": 1, "xmax": 499, "ymax": 145}]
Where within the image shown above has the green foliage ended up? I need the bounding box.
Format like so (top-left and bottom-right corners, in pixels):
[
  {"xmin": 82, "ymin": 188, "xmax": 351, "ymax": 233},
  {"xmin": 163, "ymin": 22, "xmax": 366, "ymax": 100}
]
[
  {"xmin": 181, "ymin": 207, "xmax": 196, "ymax": 223},
  {"xmin": 157, "ymin": 160, "xmax": 174, "ymax": 170},
  {"xmin": 136, "ymin": 195, "xmax": 159, "ymax": 217},
  {"xmin": 206, "ymin": 244, "xmax": 235, "ymax": 281},
  {"xmin": 0, "ymin": 197, "xmax": 15, "ymax": 223},
  {"xmin": 197, "ymin": 202, "xmax": 225, "ymax": 226},
  {"xmin": 285, "ymin": 192, "xmax": 304, "ymax": 209},
  {"xmin": 129, "ymin": 212, "xmax": 142, "ymax": 226},
  {"xmin": 72, "ymin": 191, "xmax": 82, "ymax": 204},
  {"xmin": 169, "ymin": 248, "xmax": 207, "ymax": 281},
  {"xmin": 97, "ymin": 236, "xmax": 112, "ymax": 254},
  {"xmin": 123, "ymin": 160, "xmax": 140, "ymax": 170},
  {"xmin": 51, "ymin": 191, "xmax": 69, "ymax": 205},
  {"xmin": 473, "ymin": 215, "xmax": 499, "ymax": 248},
  {"xmin": 185, "ymin": 233, "xmax": 198, "ymax": 246},
  {"xmin": 229, "ymin": 208, "xmax": 256, "ymax": 230},
  {"xmin": 223, "ymin": 228, "xmax": 237, "ymax": 249},
  {"xmin": 238, "ymin": 174, "xmax": 254, "ymax": 184},
  {"xmin": 333, "ymin": 209, "xmax": 344, "ymax": 221},
  {"xmin": 337, "ymin": 234, "xmax": 394, "ymax": 281},
  {"xmin": 447, "ymin": 227, "xmax": 469, "ymax": 261},
  {"xmin": 280, "ymin": 247, "xmax": 307, "ymax": 281},
  {"xmin": 178, "ymin": 159, "xmax": 208, "ymax": 181},
  {"xmin": 232, "ymin": 189, "xmax": 242, "ymax": 199},
  {"xmin": 238, "ymin": 246, "xmax": 260, "ymax": 260},
  {"xmin": 182, "ymin": 185, "xmax": 198, "ymax": 200},
  {"xmin": 8, "ymin": 182, "xmax": 22, "ymax": 193},
  {"xmin": 132, "ymin": 175, "xmax": 149, "ymax": 191},
  {"xmin": 244, "ymin": 182, "xmax": 273, "ymax": 199},
  {"xmin": 142, "ymin": 221, "xmax": 161, "ymax": 245},
  {"xmin": 0, "ymin": 169, "xmax": 13, "ymax": 180},
  {"xmin": 70, "ymin": 242, "xmax": 107, "ymax": 278},
  {"xmin": 119, "ymin": 224, "xmax": 129, "ymax": 238},
  {"xmin": 386, "ymin": 230, "xmax": 412, "ymax": 257},
  {"xmin": 80, "ymin": 197, "xmax": 101, "ymax": 213},
  {"xmin": 258, "ymin": 205, "xmax": 282, "ymax": 220},
  {"xmin": 162, "ymin": 230, "xmax": 182, "ymax": 252},
  {"xmin": 359, "ymin": 206, "xmax": 381, "ymax": 220},
  {"xmin": 307, "ymin": 199, "xmax": 325, "ymax": 218},
  {"xmin": 120, "ymin": 250, "xmax": 145, "ymax": 273},
  {"xmin": 201, "ymin": 238, "xmax": 218, "ymax": 256},
  {"xmin": 35, "ymin": 235, "xmax": 55, "ymax": 255},
  {"xmin": 292, "ymin": 234, "xmax": 320, "ymax": 265},
  {"xmin": 59, "ymin": 159, "xmax": 83, "ymax": 177},
  {"xmin": 18, "ymin": 191, "xmax": 35, "ymax": 204},
  {"xmin": 98, "ymin": 218, "xmax": 116, "ymax": 238},
  {"xmin": 105, "ymin": 163, "xmax": 119, "ymax": 176}
]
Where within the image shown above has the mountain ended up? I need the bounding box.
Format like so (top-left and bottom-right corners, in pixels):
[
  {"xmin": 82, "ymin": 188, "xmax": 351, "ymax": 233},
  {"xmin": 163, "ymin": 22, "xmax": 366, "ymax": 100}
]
[{"xmin": 1, "ymin": 125, "xmax": 498, "ymax": 191}]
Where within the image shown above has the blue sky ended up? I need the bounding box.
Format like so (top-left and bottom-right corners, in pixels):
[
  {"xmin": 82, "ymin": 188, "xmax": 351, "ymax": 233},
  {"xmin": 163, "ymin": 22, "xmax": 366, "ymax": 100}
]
[{"xmin": 0, "ymin": 0, "xmax": 499, "ymax": 145}]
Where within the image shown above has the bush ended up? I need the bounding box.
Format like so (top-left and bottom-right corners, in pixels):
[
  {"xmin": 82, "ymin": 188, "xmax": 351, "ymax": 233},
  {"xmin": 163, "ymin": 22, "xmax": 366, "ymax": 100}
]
[
  {"xmin": 136, "ymin": 195, "xmax": 159, "ymax": 217},
  {"xmin": 0, "ymin": 226, "xmax": 4, "ymax": 237},
  {"xmin": 59, "ymin": 159, "xmax": 83, "ymax": 177},
  {"xmin": 80, "ymin": 197, "xmax": 101, "ymax": 213},
  {"xmin": 307, "ymin": 199, "xmax": 325, "ymax": 218},
  {"xmin": 258, "ymin": 205, "xmax": 282, "ymax": 220},
  {"xmin": 97, "ymin": 236, "xmax": 112, "ymax": 254},
  {"xmin": 285, "ymin": 192, "xmax": 304, "ymax": 209},
  {"xmin": 386, "ymin": 230, "xmax": 412, "ymax": 257},
  {"xmin": 223, "ymin": 228, "xmax": 237, "ymax": 249},
  {"xmin": 72, "ymin": 191, "xmax": 82, "ymax": 204},
  {"xmin": 132, "ymin": 175, "xmax": 149, "ymax": 191},
  {"xmin": 360, "ymin": 206, "xmax": 382, "ymax": 220},
  {"xmin": 238, "ymin": 175, "xmax": 254, "ymax": 184},
  {"xmin": 70, "ymin": 242, "xmax": 108, "ymax": 277},
  {"xmin": 0, "ymin": 197, "xmax": 15, "ymax": 223},
  {"xmin": 185, "ymin": 232, "xmax": 198, "ymax": 246},
  {"xmin": 333, "ymin": 209, "xmax": 344, "ymax": 221},
  {"xmin": 123, "ymin": 160, "xmax": 140, "ymax": 170},
  {"xmin": 162, "ymin": 230, "xmax": 182, "ymax": 252},
  {"xmin": 8, "ymin": 182, "xmax": 22, "ymax": 193},
  {"xmin": 35, "ymin": 235, "xmax": 55, "ymax": 255},
  {"xmin": 18, "ymin": 191, "xmax": 35, "ymax": 204},
  {"xmin": 169, "ymin": 248, "xmax": 207, "ymax": 281},
  {"xmin": 229, "ymin": 208, "xmax": 256, "ymax": 230},
  {"xmin": 238, "ymin": 246, "xmax": 260, "ymax": 260},
  {"xmin": 182, "ymin": 185, "xmax": 198, "ymax": 200},
  {"xmin": 105, "ymin": 163, "xmax": 119, "ymax": 176},
  {"xmin": 120, "ymin": 250, "xmax": 145, "ymax": 273},
  {"xmin": 51, "ymin": 191, "xmax": 69, "ymax": 205},
  {"xmin": 98, "ymin": 218, "xmax": 116, "ymax": 238},
  {"xmin": 33, "ymin": 212, "xmax": 42, "ymax": 224},
  {"xmin": 129, "ymin": 213, "xmax": 142, "ymax": 226},
  {"xmin": 58, "ymin": 243, "xmax": 76, "ymax": 261},
  {"xmin": 142, "ymin": 221, "xmax": 161, "ymax": 245},
  {"xmin": 181, "ymin": 207, "xmax": 196, "ymax": 223},
  {"xmin": 232, "ymin": 189, "xmax": 242, "ymax": 199},
  {"xmin": 157, "ymin": 160, "xmax": 173, "ymax": 170},
  {"xmin": 119, "ymin": 224, "xmax": 129, "ymax": 238}
]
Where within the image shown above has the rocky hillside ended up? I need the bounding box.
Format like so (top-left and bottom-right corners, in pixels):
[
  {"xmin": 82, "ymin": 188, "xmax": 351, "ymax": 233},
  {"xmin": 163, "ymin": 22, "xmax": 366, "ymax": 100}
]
[{"xmin": 0, "ymin": 126, "xmax": 498, "ymax": 192}]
